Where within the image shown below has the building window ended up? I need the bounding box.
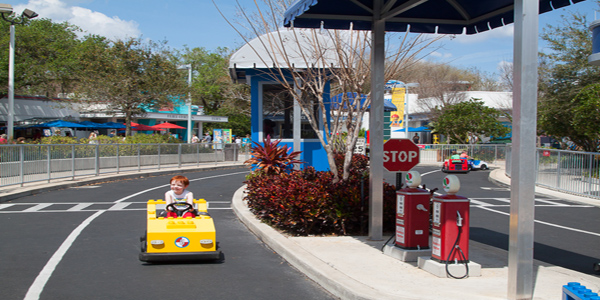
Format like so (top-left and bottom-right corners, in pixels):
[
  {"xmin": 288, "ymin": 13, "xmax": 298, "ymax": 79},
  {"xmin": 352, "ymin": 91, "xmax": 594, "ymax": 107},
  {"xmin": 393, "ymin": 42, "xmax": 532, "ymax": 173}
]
[{"xmin": 262, "ymin": 83, "xmax": 318, "ymax": 140}]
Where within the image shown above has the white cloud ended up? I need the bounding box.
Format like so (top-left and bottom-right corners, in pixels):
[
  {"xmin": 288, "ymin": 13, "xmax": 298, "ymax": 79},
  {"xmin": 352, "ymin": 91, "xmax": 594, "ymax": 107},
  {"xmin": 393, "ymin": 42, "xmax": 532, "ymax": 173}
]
[
  {"xmin": 14, "ymin": 0, "xmax": 141, "ymax": 40},
  {"xmin": 429, "ymin": 51, "xmax": 453, "ymax": 59}
]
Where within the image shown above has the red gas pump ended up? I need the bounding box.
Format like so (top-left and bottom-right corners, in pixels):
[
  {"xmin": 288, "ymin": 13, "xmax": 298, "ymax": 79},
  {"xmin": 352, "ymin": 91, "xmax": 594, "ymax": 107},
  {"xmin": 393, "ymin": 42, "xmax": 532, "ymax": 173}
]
[
  {"xmin": 431, "ymin": 175, "xmax": 470, "ymax": 277},
  {"xmin": 395, "ymin": 171, "xmax": 430, "ymax": 250}
]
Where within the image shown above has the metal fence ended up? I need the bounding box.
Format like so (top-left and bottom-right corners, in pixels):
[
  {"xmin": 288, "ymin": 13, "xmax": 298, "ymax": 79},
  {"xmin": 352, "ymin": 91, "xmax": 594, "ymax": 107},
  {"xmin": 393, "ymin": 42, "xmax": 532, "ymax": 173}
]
[
  {"xmin": 0, "ymin": 143, "xmax": 249, "ymax": 187},
  {"xmin": 506, "ymin": 146, "xmax": 600, "ymax": 199},
  {"xmin": 418, "ymin": 144, "xmax": 506, "ymax": 165}
]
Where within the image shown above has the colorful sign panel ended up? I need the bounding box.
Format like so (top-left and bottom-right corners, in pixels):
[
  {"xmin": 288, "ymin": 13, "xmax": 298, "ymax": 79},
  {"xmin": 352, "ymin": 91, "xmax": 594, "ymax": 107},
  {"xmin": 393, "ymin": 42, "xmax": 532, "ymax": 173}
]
[{"xmin": 390, "ymin": 87, "xmax": 406, "ymax": 129}]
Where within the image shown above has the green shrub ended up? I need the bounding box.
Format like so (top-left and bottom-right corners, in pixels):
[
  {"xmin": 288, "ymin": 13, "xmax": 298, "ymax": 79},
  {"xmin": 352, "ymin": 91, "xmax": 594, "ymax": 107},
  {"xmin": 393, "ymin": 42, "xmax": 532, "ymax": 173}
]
[{"xmin": 245, "ymin": 153, "xmax": 397, "ymax": 236}]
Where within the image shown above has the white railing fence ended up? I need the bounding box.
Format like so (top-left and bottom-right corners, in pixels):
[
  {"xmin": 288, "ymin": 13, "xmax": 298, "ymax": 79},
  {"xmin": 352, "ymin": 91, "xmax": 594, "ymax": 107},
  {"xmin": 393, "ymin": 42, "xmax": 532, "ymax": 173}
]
[
  {"xmin": 417, "ymin": 144, "xmax": 506, "ymax": 165},
  {"xmin": 505, "ymin": 146, "xmax": 600, "ymax": 199},
  {"xmin": 0, "ymin": 143, "xmax": 249, "ymax": 187}
]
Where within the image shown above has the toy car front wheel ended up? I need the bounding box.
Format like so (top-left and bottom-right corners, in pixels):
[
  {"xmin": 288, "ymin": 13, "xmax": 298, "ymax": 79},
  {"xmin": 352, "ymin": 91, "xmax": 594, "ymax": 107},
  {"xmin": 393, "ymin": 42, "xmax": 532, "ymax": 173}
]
[{"xmin": 480, "ymin": 164, "xmax": 488, "ymax": 170}]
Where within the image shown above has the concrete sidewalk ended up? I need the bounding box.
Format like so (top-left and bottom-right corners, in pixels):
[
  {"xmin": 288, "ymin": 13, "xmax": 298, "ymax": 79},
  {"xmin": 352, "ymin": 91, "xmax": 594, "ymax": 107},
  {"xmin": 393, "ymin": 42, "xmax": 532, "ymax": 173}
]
[{"xmin": 232, "ymin": 167, "xmax": 600, "ymax": 300}]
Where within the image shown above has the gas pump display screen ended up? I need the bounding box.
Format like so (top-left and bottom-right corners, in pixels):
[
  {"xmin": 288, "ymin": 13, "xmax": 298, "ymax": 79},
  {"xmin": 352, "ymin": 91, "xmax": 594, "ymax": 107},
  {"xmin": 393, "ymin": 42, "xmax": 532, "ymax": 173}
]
[
  {"xmin": 397, "ymin": 195, "xmax": 404, "ymax": 215},
  {"xmin": 432, "ymin": 202, "xmax": 441, "ymax": 226}
]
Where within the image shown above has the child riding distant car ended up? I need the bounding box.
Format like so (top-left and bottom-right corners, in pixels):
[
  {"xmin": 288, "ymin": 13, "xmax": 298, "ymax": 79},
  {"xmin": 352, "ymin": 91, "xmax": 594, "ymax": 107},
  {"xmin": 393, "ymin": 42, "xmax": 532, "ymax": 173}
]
[{"xmin": 165, "ymin": 175, "xmax": 195, "ymax": 218}]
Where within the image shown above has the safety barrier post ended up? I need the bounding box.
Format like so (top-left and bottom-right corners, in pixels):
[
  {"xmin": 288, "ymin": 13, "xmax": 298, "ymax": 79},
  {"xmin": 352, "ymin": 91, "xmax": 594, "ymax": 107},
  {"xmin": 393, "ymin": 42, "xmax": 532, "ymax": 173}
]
[
  {"xmin": 94, "ymin": 144, "xmax": 99, "ymax": 176},
  {"xmin": 178, "ymin": 144, "xmax": 182, "ymax": 168},
  {"xmin": 116, "ymin": 144, "xmax": 120, "ymax": 174},
  {"xmin": 46, "ymin": 145, "xmax": 51, "ymax": 183},
  {"xmin": 19, "ymin": 145, "xmax": 24, "ymax": 186}
]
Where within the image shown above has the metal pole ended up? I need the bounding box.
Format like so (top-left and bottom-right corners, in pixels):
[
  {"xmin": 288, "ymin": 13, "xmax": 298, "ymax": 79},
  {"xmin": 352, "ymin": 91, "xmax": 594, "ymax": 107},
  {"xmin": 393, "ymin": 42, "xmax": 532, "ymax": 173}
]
[
  {"xmin": 508, "ymin": 0, "xmax": 538, "ymax": 298},
  {"xmin": 116, "ymin": 144, "xmax": 120, "ymax": 173},
  {"xmin": 95, "ymin": 144, "xmax": 99, "ymax": 176},
  {"xmin": 19, "ymin": 144, "xmax": 23, "ymax": 186},
  {"xmin": 7, "ymin": 24, "xmax": 14, "ymax": 141},
  {"xmin": 71, "ymin": 145, "xmax": 75, "ymax": 179},
  {"xmin": 369, "ymin": 0, "xmax": 385, "ymax": 241},
  {"xmin": 178, "ymin": 144, "xmax": 182, "ymax": 168},
  {"xmin": 46, "ymin": 145, "xmax": 50, "ymax": 183},
  {"xmin": 187, "ymin": 66, "xmax": 192, "ymax": 144}
]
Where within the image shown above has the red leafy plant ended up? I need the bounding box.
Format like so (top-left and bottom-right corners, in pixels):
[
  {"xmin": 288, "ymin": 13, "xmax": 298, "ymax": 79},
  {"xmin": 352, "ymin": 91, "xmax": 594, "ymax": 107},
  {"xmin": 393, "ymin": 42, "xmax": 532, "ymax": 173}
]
[
  {"xmin": 244, "ymin": 152, "xmax": 397, "ymax": 236},
  {"xmin": 244, "ymin": 135, "xmax": 304, "ymax": 174}
]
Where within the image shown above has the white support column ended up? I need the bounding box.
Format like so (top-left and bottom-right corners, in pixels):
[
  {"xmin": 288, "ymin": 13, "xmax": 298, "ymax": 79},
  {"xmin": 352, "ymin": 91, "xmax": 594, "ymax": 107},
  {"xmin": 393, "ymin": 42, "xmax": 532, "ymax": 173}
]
[
  {"xmin": 369, "ymin": 0, "xmax": 385, "ymax": 241},
  {"xmin": 293, "ymin": 83, "xmax": 302, "ymax": 169},
  {"xmin": 508, "ymin": 0, "xmax": 538, "ymax": 299}
]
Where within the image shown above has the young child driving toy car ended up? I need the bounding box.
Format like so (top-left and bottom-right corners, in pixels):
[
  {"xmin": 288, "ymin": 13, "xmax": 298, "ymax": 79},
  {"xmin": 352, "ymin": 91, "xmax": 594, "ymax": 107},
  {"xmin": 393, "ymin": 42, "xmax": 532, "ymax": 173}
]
[{"xmin": 165, "ymin": 175, "xmax": 195, "ymax": 218}]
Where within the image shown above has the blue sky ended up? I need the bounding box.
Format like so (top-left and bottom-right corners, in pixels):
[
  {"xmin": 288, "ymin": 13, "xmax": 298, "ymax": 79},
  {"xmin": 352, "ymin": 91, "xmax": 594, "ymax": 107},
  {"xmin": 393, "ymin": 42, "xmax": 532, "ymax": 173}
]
[{"xmin": 8, "ymin": 0, "xmax": 599, "ymax": 75}]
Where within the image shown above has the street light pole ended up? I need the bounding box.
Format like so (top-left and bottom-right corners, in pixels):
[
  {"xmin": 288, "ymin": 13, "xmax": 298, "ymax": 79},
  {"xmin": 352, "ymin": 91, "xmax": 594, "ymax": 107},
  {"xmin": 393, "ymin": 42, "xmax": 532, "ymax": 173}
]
[
  {"xmin": 7, "ymin": 23, "xmax": 14, "ymax": 141},
  {"xmin": 186, "ymin": 66, "xmax": 192, "ymax": 144},
  {"xmin": 1, "ymin": 4, "xmax": 38, "ymax": 141},
  {"xmin": 177, "ymin": 64, "xmax": 192, "ymax": 143}
]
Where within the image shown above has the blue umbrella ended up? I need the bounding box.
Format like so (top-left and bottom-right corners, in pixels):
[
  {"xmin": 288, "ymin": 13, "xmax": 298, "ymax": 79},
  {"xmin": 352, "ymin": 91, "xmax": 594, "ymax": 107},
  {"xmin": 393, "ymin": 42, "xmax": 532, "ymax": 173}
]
[
  {"xmin": 32, "ymin": 120, "xmax": 88, "ymax": 128},
  {"xmin": 331, "ymin": 92, "xmax": 397, "ymax": 112},
  {"xmin": 104, "ymin": 122, "xmax": 127, "ymax": 129},
  {"xmin": 79, "ymin": 121, "xmax": 112, "ymax": 129}
]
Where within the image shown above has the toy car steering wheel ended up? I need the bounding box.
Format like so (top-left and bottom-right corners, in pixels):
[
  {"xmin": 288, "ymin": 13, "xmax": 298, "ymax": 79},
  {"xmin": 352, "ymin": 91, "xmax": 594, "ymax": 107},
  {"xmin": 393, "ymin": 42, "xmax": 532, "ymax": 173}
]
[{"xmin": 165, "ymin": 202, "xmax": 194, "ymax": 217}]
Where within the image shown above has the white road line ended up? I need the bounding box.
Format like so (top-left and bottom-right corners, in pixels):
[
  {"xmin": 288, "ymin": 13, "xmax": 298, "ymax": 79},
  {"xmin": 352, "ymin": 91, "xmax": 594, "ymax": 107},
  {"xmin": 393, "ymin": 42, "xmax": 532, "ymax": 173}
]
[
  {"xmin": 113, "ymin": 171, "xmax": 248, "ymax": 203},
  {"xmin": 68, "ymin": 203, "xmax": 93, "ymax": 211},
  {"xmin": 475, "ymin": 206, "xmax": 600, "ymax": 237},
  {"xmin": 534, "ymin": 198, "xmax": 564, "ymax": 206},
  {"xmin": 469, "ymin": 199, "xmax": 490, "ymax": 206},
  {"xmin": 22, "ymin": 204, "xmax": 53, "ymax": 212},
  {"xmin": 24, "ymin": 210, "xmax": 105, "ymax": 300},
  {"xmin": 0, "ymin": 203, "xmax": 15, "ymax": 210},
  {"xmin": 108, "ymin": 203, "xmax": 131, "ymax": 210}
]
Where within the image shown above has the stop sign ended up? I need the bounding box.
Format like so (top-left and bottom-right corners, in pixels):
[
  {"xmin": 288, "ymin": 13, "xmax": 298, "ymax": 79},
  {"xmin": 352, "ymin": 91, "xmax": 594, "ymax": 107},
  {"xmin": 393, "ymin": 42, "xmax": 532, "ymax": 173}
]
[{"xmin": 383, "ymin": 139, "xmax": 420, "ymax": 172}]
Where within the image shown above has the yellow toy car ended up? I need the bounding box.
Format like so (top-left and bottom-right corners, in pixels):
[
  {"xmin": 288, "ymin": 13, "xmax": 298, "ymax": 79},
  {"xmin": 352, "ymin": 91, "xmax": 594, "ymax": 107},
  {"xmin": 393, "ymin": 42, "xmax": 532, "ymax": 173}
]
[{"xmin": 139, "ymin": 199, "xmax": 221, "ymax": 262}]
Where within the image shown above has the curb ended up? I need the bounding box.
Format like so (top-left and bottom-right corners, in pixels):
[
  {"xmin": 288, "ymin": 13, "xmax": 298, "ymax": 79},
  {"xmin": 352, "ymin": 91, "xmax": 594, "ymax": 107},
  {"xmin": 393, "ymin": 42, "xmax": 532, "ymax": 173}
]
[{"xmin": 232, "ymin": 186, "xmax": 402, "ymax": 300}]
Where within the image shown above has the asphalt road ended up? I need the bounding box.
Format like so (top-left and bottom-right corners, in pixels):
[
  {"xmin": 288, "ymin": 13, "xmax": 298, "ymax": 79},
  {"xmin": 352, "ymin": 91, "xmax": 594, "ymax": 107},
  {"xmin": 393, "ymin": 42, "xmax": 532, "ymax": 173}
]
[
  {"xmin": 0, "ymin": 167, "xmax": 337, "ymax": 300},
  {"xmin": 386, "ymin": 165, "xmax": 600, "ymax": 275}
]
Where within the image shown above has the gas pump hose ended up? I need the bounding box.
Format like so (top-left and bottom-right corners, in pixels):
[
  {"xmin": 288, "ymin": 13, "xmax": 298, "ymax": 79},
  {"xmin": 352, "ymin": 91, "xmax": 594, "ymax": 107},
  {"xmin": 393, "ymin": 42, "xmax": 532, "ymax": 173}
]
[
  {"xmin": 445, "ymin": 226, "xmax": 469, "ymax": 279},
  {"xmin": 381, "ymin": 235, "xmax": 395, "ymax": 252}
]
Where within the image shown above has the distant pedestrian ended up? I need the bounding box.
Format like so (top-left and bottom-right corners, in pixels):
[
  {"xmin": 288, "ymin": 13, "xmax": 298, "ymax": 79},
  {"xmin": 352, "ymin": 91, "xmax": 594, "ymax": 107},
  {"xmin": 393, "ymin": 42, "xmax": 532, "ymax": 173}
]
[
  {"xmin": 412, "ymin": 133, "xmax": 420, "ymax": 144},
  {"xmin": 191, "ymin": 134, "xmax": 200, "ymax": 143}
]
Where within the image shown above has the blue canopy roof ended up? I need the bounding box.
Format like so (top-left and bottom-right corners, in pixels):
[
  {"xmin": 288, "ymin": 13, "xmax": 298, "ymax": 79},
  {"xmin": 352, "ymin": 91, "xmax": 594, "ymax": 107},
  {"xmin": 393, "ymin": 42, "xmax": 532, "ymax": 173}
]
[
  {"xmin": 32, "ymin": 120, "xmax": 88, "ymax": 128},
  {"xmin": 78, "ymin": 121, "xmax": 113, "ymax": 129},
  {"xmin": 394, "ymin": 126, "xmax": 431, "ymax": 132},
  {"xmin": 331, "ymin": 92, "xmax": 397, "ymax": 112},
  {"xmin": 284, "ymin": 0, "xmax": 586, "ymax": 34}
]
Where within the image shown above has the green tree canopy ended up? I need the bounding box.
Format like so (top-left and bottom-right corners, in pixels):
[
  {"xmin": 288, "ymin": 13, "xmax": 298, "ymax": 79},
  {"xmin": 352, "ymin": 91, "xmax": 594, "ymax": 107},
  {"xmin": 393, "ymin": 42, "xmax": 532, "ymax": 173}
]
[
  {"xmin": 0, "ymin": 18, "xmax": 90, "ymax": 97},
  {"xmin": 538, "ymin": 7, "xmax": 600, "ymax": 152},
  {"xmin": 431, "ymin": 99, "xmax": 511, "ymax": 144},
  {"xmin": 75, "ymin": 38, "xmax": 187, "ymax": 135}
]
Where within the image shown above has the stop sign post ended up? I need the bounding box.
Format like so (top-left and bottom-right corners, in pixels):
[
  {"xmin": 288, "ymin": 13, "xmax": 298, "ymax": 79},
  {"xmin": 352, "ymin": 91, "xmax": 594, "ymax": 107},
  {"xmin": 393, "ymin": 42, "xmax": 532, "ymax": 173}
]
[{"xmin": 383, "ymin": 139, "xmax": 420, "ymax": 172}]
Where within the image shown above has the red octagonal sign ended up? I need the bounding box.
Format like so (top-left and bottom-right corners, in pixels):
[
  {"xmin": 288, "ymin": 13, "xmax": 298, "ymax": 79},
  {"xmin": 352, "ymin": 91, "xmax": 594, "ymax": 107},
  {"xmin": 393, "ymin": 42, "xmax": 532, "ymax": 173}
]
[{"xmin": 383, "ymin": 139, "xmax": 420, "ymax": 172}]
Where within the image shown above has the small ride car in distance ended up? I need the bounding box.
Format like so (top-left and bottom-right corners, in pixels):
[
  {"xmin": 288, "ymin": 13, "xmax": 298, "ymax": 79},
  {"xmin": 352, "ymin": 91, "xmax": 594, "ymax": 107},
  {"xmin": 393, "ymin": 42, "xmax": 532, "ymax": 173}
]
[
  {"xmin": 468, "ymin": 158, "xmax": 489, "ymax": 170},
  {"xmin": 139, "ymin": 198, "xmax": 221, "ymax": 263},
  {"xmin": 442, "ymin": 158, "xmax": 470, "ymax": 173}
]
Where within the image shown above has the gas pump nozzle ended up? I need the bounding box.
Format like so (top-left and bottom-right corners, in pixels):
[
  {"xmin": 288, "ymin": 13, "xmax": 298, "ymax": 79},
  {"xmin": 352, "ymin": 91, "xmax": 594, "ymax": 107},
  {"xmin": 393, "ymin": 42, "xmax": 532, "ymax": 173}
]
[{"xmin": 456, "ymin": 211, "xmax": 463, "ymax": 227}]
